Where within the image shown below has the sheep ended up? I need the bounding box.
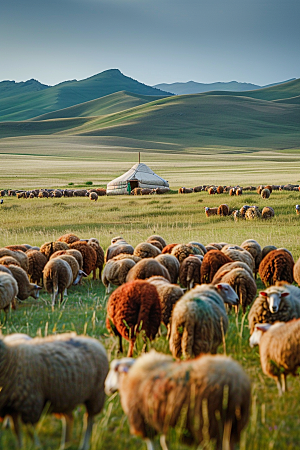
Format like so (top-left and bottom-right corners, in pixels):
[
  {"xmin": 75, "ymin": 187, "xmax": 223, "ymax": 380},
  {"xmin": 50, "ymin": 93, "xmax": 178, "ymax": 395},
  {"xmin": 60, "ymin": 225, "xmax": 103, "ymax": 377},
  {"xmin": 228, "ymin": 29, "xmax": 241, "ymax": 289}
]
[
  {"xmin": 245, "ymin": 206, "xmax": 261, "ymax": 220},
  {"xmin": 217, "ymin": 203, "xmax": 229, "ymax": 216},
  {"xmin": 89, "ymin": 192, "xmax": 98, "ymax": 201},
  {"xmin": 147, "ymin": 276, "xmax": 184, "ymax": 328},
  {"xmin": 193, "ymin": 185, "xmax": 203, "ymax": 192},
  {"xmin": 257, "ymin": 185, "xmax": 264, "ymax": 195},
  {"xmin": 126, "ymin": 259, "xmax": 171, "ymax": 283},
  {"xmin": 264, "ymin": 184, "xmax": 273, "ymax": 193},
  {"xmin": 144, "ymin": 239, "xmax": 163, "ymax": 251},
  {"xmin": 169, "ymin": 283, "xmax": 238, "ymax": 359},
  {"xmin": 155, "ymin": 253, "xmax": 180, "ymax": 284},
  {"xmin": 105, "ymin": 351, "xmax": 251, "ymax": 450},
  {"xmin": 54, "ymin": 254, "xmax": 86, "ymax": 285},
  {"xmin": 214, "ymin": 267, "xmax": 257, "ymax": 314},
  {"xmin": 69, "ymin": 241, "xmax": 97, "ymax": 276},
  {"xmin": 216, "ymin": 185, "xmax": 224, "ymax": 194},
  {"xmin": 212, "ymin": 261, "xmax": 254, "ymax": 284},
  {"xmin": 204, "ymin": 206, "xmax": 218, "ymax": 217},
  {"xmin": 0, "ymin": 248, "xmax": 29, "ymax": 272},
  {"xmin": 221, "ymin": 245, "xmax": 255, "ymax": 273},
  {"xmin": 179, "ymin": 255, "xmax": 202, "ymax": 290},
  {"xmin": 5, "ymin": 245, "xmax": 29, "ymax": 253},
  {"xmin": 26, "ymin": 250, "xmax": 48, "ymax": 285},
  {"xmin": 236, "ymin": 187, "xmax": 242, "ymax": 196},
  {"xmin": 0, "ymin": 332, "xmax": 108, "ymax": 450},
  {"xmin": 73, "ymin": 189, "xmax": 88, "ymax": 197},
  {"xmin": 50, "ymin": 248, "xmax": 84, "ymax": 270},
  {"xmin": 239, "ymin": 205, "xmax": 251, "ymax": 217},
  {"xmin": 188, "ymin": 241, "xmax": 207, "ymax": 255},
  {"xmin": 105, "ymin": 241, "xmax": 134, "ymax": 263},
  {"xmin": 261, "ymin": 188, "xmax": 270, "ymax": 199},
  {"xmin": 178, "ymin": 187, "xmax": 193, "ymax": 194},
  {"xmin": 200, "ymin": 250, "xmax": 232, "ymax": 284},
  {"xmin": 161, "ymin": 243, "xmax": 179, "ymax": 254},
  {"xmin": 146, "ymin": 235, "xmax": 167, "ymax": 249},
  {"xmin": 57, "ymin": 233, "xmax": 80, "ymax": 244},
  {"xmin": 112, "ymin": 253, "xmax": 141, "ymax": 263},
  {"xmin": 232, "ymin": 210, "xmax": 243, "ymax": 221},
  {"xmin": 40, "ymin": 241, "xmax": 69, "ymax": 260},
  {"xmin": 229, "ymin": 188, "xmax": 236, "ymax": 196},
  {"xmin": 261, "ymin": 206, "xmax": 275, "ymax": 219},
  {"xmin": 296, "ymin": 204, "xmax": 300, "ymax": 215},
  {"xmin": 43, "ymin": 258, "xmax": 73, "ymax": 307},
  {"xmin": 4, "ymin": 264, "xmax": 41, "ymax": 301},
  {"xmin": 241, "ymin": 239, "xmax": 262, "ymax": 279},
  {"xmin": 133, "ymin": 242, "xmax": 161, "ymax": 259},
  {"xmin": 207, "ymin": 242, "xmax": 223, "ymax": 250},
  {"xmin": 0, "ymin": 256, "xmax": 21, "ymax": 268},
  {"xmin": 106, "ymin": 280, "xmax": 161, "ymax": 356},
  {"xmin": 86, "ymin": 238, "xmax": 104, "ymax": 279},
  {"xmin": 258, "ymin": 248, "xmax": 294, "ymax": 287},
  {"xmin": 250, "ymin": 319, "xmax": 300, "ymax": 395},
  {"xmin": 261, "ymin": 245, "xmax": 277, "ymax": 261},
  {"xmin": 208, "ymin": 186, "xmax": 216, "ymax": 195},
  {"xmin": 170, "ymin": 244, "xmax": 194, "ymax": 264},
  {"xmin": 102, "ymin": 258, "xmax": 136, "ymax": 292},
  {"xmin": 0, "ymin": 271, "xmax": 18, "ymax": 312},
  {"xmin": 248, "ymin": 283, "xmax": 300, "ymax": 333}
]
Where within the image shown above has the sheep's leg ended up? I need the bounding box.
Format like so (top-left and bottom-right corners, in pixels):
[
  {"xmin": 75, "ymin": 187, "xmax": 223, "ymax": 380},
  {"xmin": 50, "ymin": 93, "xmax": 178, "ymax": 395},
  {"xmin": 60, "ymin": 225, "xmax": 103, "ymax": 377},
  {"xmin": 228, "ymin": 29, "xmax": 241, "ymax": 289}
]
[
  {"xmin": 118, "ymin": 335, "xmax": 123, "ymax": 354},
  {"xmin": 276, "ymin": 378, "xmax": 283, "ymax": 396},
  {"xmin": 60, "ymin": 413, "xmax": 74, "ymax": 450},
  {"xmin": 11, "ymin": 413, "xmax": 22, "ymax": 448},
  {"xmin": 145, "ymin": 438, "xmax": 155, "ymax": 450},
  {"xmin": 127, "ymin": 340, "xmax": 135, "ymax": 357},
  {"xmin": 281, "ymin": 373, "xmax": 287, "ymax": 393},
  {"xmin": 160, "ymin": 434, "xmax": 169, "ymax": 450},
  {"xmin": 79, "ymin": 413, "xmax": 94, "ymax": 450},
  {"xmin": 92, "ymin": 268, "xmax": 97, "ymax": 280}
]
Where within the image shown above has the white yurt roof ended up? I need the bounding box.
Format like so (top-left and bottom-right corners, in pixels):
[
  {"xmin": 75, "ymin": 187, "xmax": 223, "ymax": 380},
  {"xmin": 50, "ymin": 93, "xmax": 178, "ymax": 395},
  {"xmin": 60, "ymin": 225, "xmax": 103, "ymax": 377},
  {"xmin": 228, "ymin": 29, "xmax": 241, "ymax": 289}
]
[{"xmin": 107, "ymin": 163, "xmax": 169, "ymax": 194}]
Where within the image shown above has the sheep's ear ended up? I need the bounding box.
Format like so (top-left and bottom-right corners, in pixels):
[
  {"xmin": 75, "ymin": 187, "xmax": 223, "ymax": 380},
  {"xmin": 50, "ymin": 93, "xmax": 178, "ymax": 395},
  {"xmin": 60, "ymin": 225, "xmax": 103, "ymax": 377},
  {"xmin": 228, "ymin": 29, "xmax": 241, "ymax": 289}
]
[
  {"xmin": 216, "ymin": 284, "xmax": 223, "ymax": 290},
  {"xmin": 260, "ymin": 291, "xmax": 268, "ymax": 297},
  {"xmin": 281, "ymin": 292, "xmax": 289, "ymax": 298},
  {"xmin": 256, "ymin": 323, "xmax": 271, "ymax": 332}
]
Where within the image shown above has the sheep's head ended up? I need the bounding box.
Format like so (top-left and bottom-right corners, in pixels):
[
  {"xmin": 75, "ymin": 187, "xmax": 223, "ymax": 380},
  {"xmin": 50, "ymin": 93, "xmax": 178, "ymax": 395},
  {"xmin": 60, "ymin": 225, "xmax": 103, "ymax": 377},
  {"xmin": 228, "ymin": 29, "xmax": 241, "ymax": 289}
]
[
  {"xmin": 215, "ymin": 283, "xmax": 239, "ymax": 305},
  {"xmin": 260, "ymin": 288, "xmax": 290, "ymax": 313},
  {"xmin": 249, "ymin": 323, "xmax": 272, "ymax": 347},
  {"xmin": 105, "ymin": 358, "xmax": 136, "ymax": 395}
]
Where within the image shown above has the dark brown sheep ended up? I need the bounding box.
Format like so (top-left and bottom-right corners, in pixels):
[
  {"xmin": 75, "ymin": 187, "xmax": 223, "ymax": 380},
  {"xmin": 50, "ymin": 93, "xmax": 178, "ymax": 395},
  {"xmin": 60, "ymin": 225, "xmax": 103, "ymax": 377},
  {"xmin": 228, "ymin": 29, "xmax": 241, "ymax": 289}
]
[
  {"xmin": 126, "ymin": 259, "xmax": 171, "ymax": 283},
  {"xmin": 259, "ymin": 249, "xmax": 294, "ymax": 287},
  {"xmin": 69, "ymin": 242, "xmax": 97, "ymax": 276},
  {"xmin": 200, "ymin": 250, "xmax": 232, "ymax": 284},
  {"xmin": 217, "ymin": 204, "xmax": 229, "ymax": 216},
  {"xmin": 40, "ymin": 241, "xmax": 69, "ymax": 260},
  {"xmin": 26, "ymin": 250, "xmax": 48, "ymax": 285},
  {"xmin": 155, "ymin": 254, "xmax": 180, "ymax": 284},
  {"xmin": 106, "ymin": 280, "xmax": 161, "ymax": 356},
  {"xmin": 87, "ymin": 238, "xmax": 105, "ymax": 279}
]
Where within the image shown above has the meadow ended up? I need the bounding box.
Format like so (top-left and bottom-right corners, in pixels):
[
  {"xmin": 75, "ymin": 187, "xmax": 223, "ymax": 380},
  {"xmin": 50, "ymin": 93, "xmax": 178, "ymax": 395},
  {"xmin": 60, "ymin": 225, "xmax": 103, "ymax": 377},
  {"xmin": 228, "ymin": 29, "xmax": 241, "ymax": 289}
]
[{"xmin": 1, "ymin": 183, "xmax": 300, "ymax": 450}]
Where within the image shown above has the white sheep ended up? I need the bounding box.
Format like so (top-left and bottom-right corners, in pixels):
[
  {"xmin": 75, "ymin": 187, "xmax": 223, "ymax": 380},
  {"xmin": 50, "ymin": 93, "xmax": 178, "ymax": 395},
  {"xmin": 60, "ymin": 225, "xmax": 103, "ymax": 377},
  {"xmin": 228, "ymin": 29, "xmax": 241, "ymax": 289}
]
[
  {"xmin": 250, "ymin": 319, "xmax": 300, "ymax": 395},
  {"xmin": 0, "ymin": 332, "xmax": 109, "ymax": 450},
  {"xmin": 105, "ymin": 350, "xmax": 251, "ymax": 450}
]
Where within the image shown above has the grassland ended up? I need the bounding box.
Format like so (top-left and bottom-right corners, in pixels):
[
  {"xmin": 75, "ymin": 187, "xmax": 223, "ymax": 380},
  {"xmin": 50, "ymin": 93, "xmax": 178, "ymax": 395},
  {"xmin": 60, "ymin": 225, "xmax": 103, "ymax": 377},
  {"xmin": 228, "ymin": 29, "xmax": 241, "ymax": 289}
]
[{"xmin": 1, "ymin": 189, "xmax": 300, "ymax": 449}]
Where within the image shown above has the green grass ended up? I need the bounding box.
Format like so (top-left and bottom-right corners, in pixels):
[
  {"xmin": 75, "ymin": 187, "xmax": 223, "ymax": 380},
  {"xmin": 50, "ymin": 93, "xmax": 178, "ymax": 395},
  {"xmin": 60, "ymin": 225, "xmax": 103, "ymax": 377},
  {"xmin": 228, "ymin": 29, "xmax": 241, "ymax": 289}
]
[{"xmin": 1, "ymin": 191, "xmax": 300, "ymax": 448}]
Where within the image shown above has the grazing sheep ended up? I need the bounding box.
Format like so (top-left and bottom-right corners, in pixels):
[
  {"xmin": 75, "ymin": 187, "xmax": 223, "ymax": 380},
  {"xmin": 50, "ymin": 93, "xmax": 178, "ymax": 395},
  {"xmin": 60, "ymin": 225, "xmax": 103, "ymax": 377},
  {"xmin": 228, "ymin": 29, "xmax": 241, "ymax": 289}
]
[
  {"xmin": 54, "ymin": 254, "xmax": 86, "ymax": 285},
  {"xmin": 217, "ymin": 204, "xmax": 229, "ymax": 216},
  {"xmin": 239, "ymin": 205, "xmax": 251, "ymax": 217},
  {"xmin": 216, "ymin": 185, "xmax": 224, "ymax": 194},
  {"xmin": 69, "ymin": 242, "xmax": 97, "ymax": 276},
  {"xmin": 126, "ymin": 259, "xmax": 171, "ymax": 283},
  {"xmin": 161, "ymin": 243, "xmax": 179, "ymax": 254},
  {"xmin": 188, "ymin": 241, "xmax": 207, "ymax": 255},
  {"xmin": 296, "ymin": 204, "xmax": 300, "ymax": 215},
  {"xmin": 169, "ymin": 283, "xmax": 238, "ymax": 359},
  {"xmin": 105, "ymin": 241, "xmax": 134, "ymax": 263},
  {"xmin": 204, "ymin": 207, "xmax": 218, "ymax": 217},
  {"xmin": 112, "ymin": 253, "xmax": 141, "ymax": 263},
  {"xmin": 50, "ymin": 249, "xmax": 84, "ymax": 270},
  {"xmin": 236, "ymin": 187, "xmax": 243, "ymax": 196},
  {"xmin": 57, "ymin": 233, "xmax": 80, "ymax": 244},
  {"xmin": 208, "ymin": 186, "xmax": 216, "ymax": 195},
  {"xmin": 26, "ymin": 250, "xmax": 48, "ymax": 285},
  {"xmin": 178, "ymin": 187, "xmax": 193, "ymax": 194},
  {"xmin": 102, "ymin": 258, "xmax": 136, "ymax": 292},
  {"xmin": 5, "ymin": 245, "xmax": 29, "ymax": 253},
  {"xmin": 215, "ymin": 267, "xmax": 257, "ymax": 314},
  {"xmin": 257, "ymin": 185, "xmax": 264, "ymax": 195},
  {"xmin": 106, "ymin": 280, "xmax": 161, "ymax": 356},
  {"xmin": 232, "ymin": 210, "xmax": 243, "ymax": 221},
  {"xmin": 155, "ymin": 253, "xmax": 180, "ymax": 284},
  {"xmin": 86, "ymin": 238, "xmax": 104, "ymax": 280},
  {"xmin": 4, "ymin": 265, "xmax": 41, "ymax": 301},
  {"xmin": 0, "ymin": 271, "xmax": 18, "ymax": 312},
  {"xmin": 221, "ymin": 245, "xmax": 255, "ymax": 273},
  {"xmin": 245, "ymin": 206, "xmax": 261, "ymax": 220},
  {"xmin": 250, "ymin": 320, "xmax": 300, "ymax": 395},
  {"xmin": 248, "ymin": 283, "xmax": 300, "ymax": 333},
  {"xmin": 43, "ymin": 258, "xmax": 73, "ymax": 307},
  {"xmin": 147, "ymin": 276, "xmax": 184, "ymax": 327},
  {"xmin": 179, "ymin": 255, "xmax": 202, "ymax": 290},
  {"xmin": 241, "ymin": 239, "xmax": 262, "ymax": 279},
  {"xmin": 200, "ymin": 250, "xmax": 232, "ymax": 284},
  {"xmin": 0, "ymin": 248, "xmax": 29, "ymax": 272},
  {"xmin": 134, "ymin": 242, "xmax": 161, "ymax": 259},
  {"xmin": 261, "ymin": 188, "xmax": 270, "ymax": 199},
  {"xmin": 105, "ymin": 351, "xmax": 251, "ymax": 450},
  {"xmin": 0, "ymin": 256, "xmax": 21, "ymax": 268},
  {"xmin": 261, "ymin": 206, "xmax": 275, "ymax": 219},
  {"xmin": 259, "ymin": 248, "xmax": 294, "ymax": 287},
  {"xmin": 145, "ymin": 239, "xmax": 163, "ymax": 251},
  {"xmin": 229, "ymin": 188, "xmax": 236, "ymax": 196},
  {"xmin": 89, "ymin": 192, "xmax": 98, "ymax": 201},
  {"xmin": 207, "ymin": 242, "xmax": 223, "ymax": 250},
  {"xmin": 212, "ymin": 261, "xmax": 253, "ymax": 284},
  {"xmin": 146, "ymin": 235, "xmax": 167, "ymax": 249},
  {"xmin": 170, "ymin": 244, "xmax": 194, "ymax": 264},
  {"xmin": 264, "ymin": 184, "xmax": 273, "ymax": 193},
  {"xmin": 40, "ymin": 241, "xmax": 69, "ymax": 260},
  {"xmin": 0, "ymin": 332, "xmax": 108, "ymax": 450},
  {"xmin": 261, "ymin": 245, "xmax": 277, "ymax": 261}
]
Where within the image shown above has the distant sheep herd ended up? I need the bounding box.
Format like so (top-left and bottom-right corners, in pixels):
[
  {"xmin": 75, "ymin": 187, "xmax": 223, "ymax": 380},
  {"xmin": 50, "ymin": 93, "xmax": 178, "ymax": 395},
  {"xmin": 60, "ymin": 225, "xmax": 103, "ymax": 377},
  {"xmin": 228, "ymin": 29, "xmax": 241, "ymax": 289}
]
[{"xmin": 2, "ymin": 231, "xmax": 300, "ymax": 449}]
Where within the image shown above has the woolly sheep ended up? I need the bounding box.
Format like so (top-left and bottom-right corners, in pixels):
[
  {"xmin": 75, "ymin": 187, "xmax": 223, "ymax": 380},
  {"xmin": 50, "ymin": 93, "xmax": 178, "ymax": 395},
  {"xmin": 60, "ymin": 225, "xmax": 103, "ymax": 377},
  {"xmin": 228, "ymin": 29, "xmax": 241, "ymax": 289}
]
[
  {"xmin": 248, "ymin": 283, "xmax": 300, "ymax": 333},
  {"xmin": 133, "ymin": 242, "xmax": 161, "ymax": 259},
  {"xmin": 154, "ymin": 253, "xmax": 180, "ymax": 284},
  {"xmin": 236, "ymin": 187, "xmax": 243, "ymax": 196},
  {"xmin": 170, "ymin": 243, "xmax": 194, "ymax": 264},
  {"xmin": 57, "ymin": 233, "xmax": 80, "ymax": 244},
  {"xmin": 241, "ymin": 239, "xmax": 262, "ymax": 279},
  {"xmin": 261, "ymin": 188, "xmax": 270, "ymax": 199},
  {"xmin": 69, "ymin": 242, "xmax": 97, "ymax": 276},
  {"xmin": 50, "ymin": 249, "xmax": 84, "ymax": 270},
  {"xmin": 221, "ymin": 245, "xmax": 255, "ymax": 273},
  {"xmin": 261, "ymin": 206, "xmax": 275, "ymax": 219},
  {"xmin": 40, "ymin": 241, "xmax": 69, "ymax": 260},
  {"xmin": 204, "ymin": 206, "xmax": 218, "ymax": 217},
  {"xmin": 200, "ymin": 250, "xmax": 232, "ymax": 284},
  {"xmin": 232, "ymin": 210, "xmax": 243, "ymax": 221},
  {"xmin": 146, "ymin": 235, "xmax": 167, "ymax": 249},
  {"xmin": 245, "ymin": 206, "xmax": 261, "ymax": 220},
  {"xmin": 216, "ymin": 185, "xmax": 224, "ymax": 194},
  {"xmin": 169, "ymin": 283, "xmax": 238, "ymax": 359},
  {"xmin": 239, "ymin": 205, "xmax": 251, "ymax": 217},
  {"xmin": 4, "ymin": 264, "xmax": 41, "ymax": 301},
  {"xmin": 112, "ymin": 253, "xmax": 141, "ymax": 263},
  {"xmin": 126, "ymin": 258, "xmax": 171, "ymax": 283},
  {"xmin": 43, "ymin": 258, "xmax": 73, "ymax": 307},
  {"xmin": 86, "ymin": 238, "xmax": 104, "ymax": 279},
  {"xmin": 105, "ymin": 241, "xmax": 134, "ymax": 263},
  {"xmin": 147, "ymin": 276, "xmax": 184, "ymax": 327},
  {"xmin": 105, "ymin": 351, "xmax": 251, "ymax": 450},
  {"xmin": 179, "ymin": 255, "xmax": 202, "ymax": 290},
  {"xmin": 217, "ymin": 204, "xmax": 229, "ymax": 216},
  {"xmin": 261, "ymin": 245, "xmax": 277, "ymax": 261},
  {"xmin": 89, "ymin": 192, "xmax": 98, "ymax": 201},
  {"xmin": 26, "ymin": 250, "xmax": 48, "ymax": 285},
  {"xmin": 212, "ymin": 261, "xmax": 253, "ymax": 284},
  {"xmin": 0, "ymin": 256, "xmax": 21, "ymax": 268},
  {"xmin": 54, "ymin": 254, "xmax": 86, "ymax": 285},
  {"xmin": 250, "ymin": 320, "xmax": 300, "ymax": 395},
  {"xmin": 0, "ymin": 332, "xmax": 108, "ymax": 450},
  {"xmin": 258, "ymin": 248, "xmax": 294, "ymax": 287},
  {"xmin": 106, "ymin": 280, "xmax": 161, "ymax": 356},
  {"xmin": 5, "ymin": 245, "xmax": 28, "ymax": 253},
  {"xmin": 0, "ymin": 248, "xmax": 29, "ymax": 272},
  {"xmin": 161, "ymin": 243, "xmax": 178, "ymax": 254},
  {"xmin": 0, "ymin": 271, "xmax": 18, "ymax": 312},
  {"xmin": 102, "ymin": 258, "xmax": 136, "ymax": 293},
  {"xmin": 188, "ymin": 241, "xmax": 207, "ymax": 255}
]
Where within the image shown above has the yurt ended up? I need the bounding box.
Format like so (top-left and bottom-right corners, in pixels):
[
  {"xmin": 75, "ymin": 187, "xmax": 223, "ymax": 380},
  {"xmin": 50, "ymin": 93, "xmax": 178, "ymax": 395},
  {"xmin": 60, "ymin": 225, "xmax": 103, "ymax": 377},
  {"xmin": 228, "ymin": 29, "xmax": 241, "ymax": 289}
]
[{"xmin": 107, "ymin": 163, "xmax": 169, "ymax": 195}]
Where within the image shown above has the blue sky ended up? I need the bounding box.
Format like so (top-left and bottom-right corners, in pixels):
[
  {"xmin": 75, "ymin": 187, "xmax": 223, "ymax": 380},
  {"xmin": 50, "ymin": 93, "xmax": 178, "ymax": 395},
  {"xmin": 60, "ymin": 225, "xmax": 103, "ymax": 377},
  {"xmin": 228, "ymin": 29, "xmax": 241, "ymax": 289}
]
[{"xmin": 1, "ymin": 0, "xmax": 299, "ymax": 86}]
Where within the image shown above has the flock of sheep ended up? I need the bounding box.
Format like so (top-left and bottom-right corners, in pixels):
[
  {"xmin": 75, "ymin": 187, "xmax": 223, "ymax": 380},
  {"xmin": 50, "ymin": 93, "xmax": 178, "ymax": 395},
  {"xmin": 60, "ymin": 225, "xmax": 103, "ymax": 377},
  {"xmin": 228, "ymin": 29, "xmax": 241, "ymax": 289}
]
[{"xmin": 1, "ymin": 232, "xmax": 300, "ymax": 449}]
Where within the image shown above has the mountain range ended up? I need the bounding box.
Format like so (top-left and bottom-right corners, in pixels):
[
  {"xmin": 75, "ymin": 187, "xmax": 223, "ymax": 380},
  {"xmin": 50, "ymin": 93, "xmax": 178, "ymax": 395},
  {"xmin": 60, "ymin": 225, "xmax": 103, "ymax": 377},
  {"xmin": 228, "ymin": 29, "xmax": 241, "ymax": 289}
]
[{"xmin": 0, "ymin": 69, "xmax": 299, "ymax": 150}]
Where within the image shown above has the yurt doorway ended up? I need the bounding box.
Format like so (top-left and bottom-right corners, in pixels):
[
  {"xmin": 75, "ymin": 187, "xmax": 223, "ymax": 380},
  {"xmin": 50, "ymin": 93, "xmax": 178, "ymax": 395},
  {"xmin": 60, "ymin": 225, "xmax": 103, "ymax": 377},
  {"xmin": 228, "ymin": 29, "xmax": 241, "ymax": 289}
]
[{"xmin": 129, "ymin": 179, "xmax": 139, "ymax": 190}]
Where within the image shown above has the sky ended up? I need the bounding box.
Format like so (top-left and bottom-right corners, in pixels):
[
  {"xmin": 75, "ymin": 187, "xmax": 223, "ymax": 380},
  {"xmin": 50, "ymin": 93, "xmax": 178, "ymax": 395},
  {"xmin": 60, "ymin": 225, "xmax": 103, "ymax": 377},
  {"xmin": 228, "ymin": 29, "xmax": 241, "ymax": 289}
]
[{"xmin": 1, "ymin": 0, "xmax": 299, "ymax": 87}]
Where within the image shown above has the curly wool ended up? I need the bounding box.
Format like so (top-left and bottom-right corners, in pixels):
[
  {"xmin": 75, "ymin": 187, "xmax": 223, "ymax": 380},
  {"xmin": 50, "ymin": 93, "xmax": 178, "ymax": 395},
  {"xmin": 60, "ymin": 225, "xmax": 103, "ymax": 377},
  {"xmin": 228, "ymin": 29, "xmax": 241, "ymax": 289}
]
[
  {"xmin": 161, "ymin": 243, "xmax": 179, "ymax": 254},
  {"xmin": 111, "ymin": 352, "xmax": 251, "ymax": 450},
  {"xmin": 69, "ymin": 242, "xmax": 97, "ymax": 276},
  {"xmin": 179, "ymin": 255, "xmax": 202, "ymax": 290},
  {"xmin": 200, "ymin": 250, "xmax": 232, "ymax": 284},
  {"xmin": 261, "ymin": 188, "xmax": 270, "ymax": 199},
  {"xmin": 102, "ymin": 258, "xmax": 136, "ymax": 289},
  {"xmin": 221, "ymin": 246, "xmax": 255, "ymax": 273},
  {"xmin": 155, "ymin": 253, "xmax": 180, "ymax": 284},
  {"xmin": 26, "ymin": 250, "xmax": 47, "ymax": 285},
  {"xmin": 212, "ymin": 261, "xmax": 253, "ymax": 284},
  {"xmin": 40, "ymin": 241, "xmax": 69, "ymax": 260},
  {"xmin": 53, "ymin": 255, "xmax": 80, "ymax": 284},
  {"xmin": 169, "ymin": 284, "xmax": 229, "ymax": 359},
  {"xmin": 259, "ymin": 249, "xmax": 294, "ymax": 287},
  {"xmin": 126, "ymin": 258, "xmax": 171, "ymax": 283},
  {"xmin": 241, "ymin": 239, "xmax": 262, "ymax": 278},
  {"xmin": 217, "ymin": 204, "xmax": 229, "ymax": 216},
  {"xmin": 106, "ymin": 280, "xmax": 161, "ymax": 356},
  {"xmin": 133, "ymin": 242, "xmax": 161, "ymax": 259},
  {"xmin": 261, "ymin": 206, "xmax": 275, "ymax": 219},
  {"xmin": 171, "ymin": 244, "xmax": 194, "ymax": 264},
  {"xmin": 56, "ymin": 233, "xmax": 80, "ymax": 244},
  {"xmin": 50, "ymin": 249, "xmax": 84, "ymax": 270},
  {"xmin": 245, "ymin": 206, "xmax": 261, "ymax": 220}
]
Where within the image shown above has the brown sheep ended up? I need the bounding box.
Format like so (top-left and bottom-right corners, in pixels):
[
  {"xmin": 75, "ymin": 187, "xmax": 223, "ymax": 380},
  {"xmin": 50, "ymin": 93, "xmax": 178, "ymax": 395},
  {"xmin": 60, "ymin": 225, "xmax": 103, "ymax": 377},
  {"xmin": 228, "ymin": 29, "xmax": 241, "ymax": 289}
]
[
  {"xmin": 50, "ymin": 249, "xmax": 84, "ymax": 270},
  {"xmin": 26, "ymin": 250, "xmax": 48, "ymax": 285},
  {"xmin": 216, "ymin": 185, "xmax": 224, "ymax": 194},
  {"xmin": 217, "ymin": 204, "xmax": 229, "ymax": 216},
  {"xmin": 261, "ymin": 188, "xmax": 270, "ymax": 199},
  {"xmin": 161, "ymin": 243, "xmax": 179, "ymax": 254},
  {"xmin": 69, "ymin": 242, "xmax": 97, "ymax": 276},
  {"xmin": 179, "ymin": 255, "xmax": 202, "ymax": 290},
  {"xmin": 57, "ymin": 234, "xmax": 80, "ymax": 244},
  {"xmin": 259, "ymin": 249, "xmax": 294, "ymax": 287},
  {"xmin": 155, "ymin": 253, "xmax": 180, "ymax": 284},
  {"xmin": 106, "ymin": 280, "xmax": 161, "ymax": 356},
  {"xmin": 262, "ymin": 206, "xmax": 275, "ymax": 219},
  {"xmin": 146, "ymin": 235, "xmax": 167, "ymax": 249},
  {"xmin": 5, "ymin": 245, "xmax": 29, "ymax": 253},
  {"xmin": 133, "ymin": 242, "xmax": 161, "ymax": 259},
  {"xmin": 126, "ymin": 259, "xmax": 171, "ymax": 283},
  {"xmin": 40, "ymin": 241, "xmax": 69, "ymax": 260},
  {"xmin": 87, "ymin": 238, "xmax": 105, "ymax": 279},
  {"xmin": 105, "ymin": 241, "xmax": 134, "ymax": 263},
  {"xmin": 171, "ymin": 244, "xmax": 194, "ymax": 264},
  {"xmin": 200, "ymin": 250, "xmax": 232, "ymax": 284}
]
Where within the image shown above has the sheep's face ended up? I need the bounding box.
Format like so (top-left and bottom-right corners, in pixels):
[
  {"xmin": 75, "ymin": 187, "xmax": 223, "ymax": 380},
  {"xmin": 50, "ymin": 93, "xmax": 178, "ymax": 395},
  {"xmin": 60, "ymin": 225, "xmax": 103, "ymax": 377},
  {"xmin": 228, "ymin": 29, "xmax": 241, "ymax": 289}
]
[
  {"xmin": 260, "ymin": 290, "xmax": 289, "ymax": 313},
  {"xmin": 216, "ymin": 283, "xmax": 239, "ymax": 305},
  {"xmin": 105, "ymin": 358, "xmax": 135, "ymax": 395},
  {"xmin": 249, "ymin": 323, "xmax": 271, "ymax": 347}
]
